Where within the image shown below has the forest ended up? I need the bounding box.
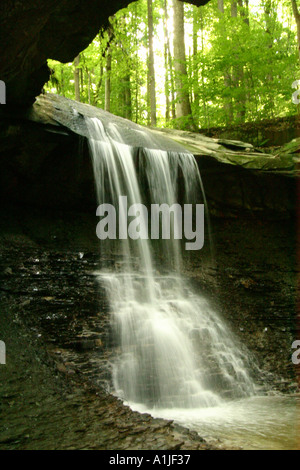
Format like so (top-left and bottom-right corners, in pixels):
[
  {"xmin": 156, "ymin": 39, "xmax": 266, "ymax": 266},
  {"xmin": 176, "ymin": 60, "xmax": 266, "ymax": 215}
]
[
  {"xmin": 46, "ymin": 0, "xmax": 300, "ymax": 131},
  {"xmin": 1, "ymin": 0, "xmax": 300, "ymax": 452}
]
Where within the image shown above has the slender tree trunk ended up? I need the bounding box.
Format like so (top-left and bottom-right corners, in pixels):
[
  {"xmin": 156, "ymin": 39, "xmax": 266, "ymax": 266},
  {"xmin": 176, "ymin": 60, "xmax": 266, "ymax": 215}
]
[
  {"xmin": 80, "ymin": 68, "xmax": 84, "ymax": 96},
  {"xmin": 124, "ymin": 74, "xmax": 132, "ymax": 121},
  {"xmin": 163, "ymin": 0, "xmax": 171, "ymax": 123},
  {"xmin": 193, "ymin": 6, "xmax": 200, "ymax": 127},
  {"xmin": 105, "ymin": 45, "xmax": 112, "ymax": 112},
  {"xmin": 147, "ymin": 0, "xmax": 157, "ymax": 126},
  {"xmin": 199, "ymin": 9, "xmax": 209, "ymax": 128},
  {"xmin": 94, "ymin": 63, "xmax": 103, "ymax": 105},
  {"xmin": 169, "ymin": 51, "xmax": 176, "ymax": 120},
  {"xmin": 236, "ymin": 0, "xmax": 249, "ymax": 122},
  {"xmin": 292, "ymin": 0, "xmax": 300, "ymax": 63},
  {"xmin": 231, "ymin": 0, "xmax": 238, "ymax": 94},
  {"xmin": 264, "ymin": 0, "xmax": 275, "ymax": 117},
  {"xmin": 231, "ymin": 0, "xmax": 237, "ymax": 17},
  {"xmin": 105, "ymin": 25, "xmax": 114, "ymax": 113},
  {"xmin": 218, "ymin": 0, "xmax": 233, "ymax": 124},
  {"xmin": 88, "ymin": 71, "xmax": 91, "ymax": 105},
  {"xmin": 135, "ymin": 69, "xmax": 139, "ymax": 124},
  {"xmin": 173, "ymin": 0, "xmax": 196, "ymax": 130},
  {"xmin": 230, "ymin": 0, "xmax": 247, "ymax": 123},
  {"xmin": 164, "ymin": 46, "xmax": 170, "ymax": 123},
  {"xmin": 147, "ymin": 54, "xmax": 151, "ymax": 126},
  {"xmin": 135, "ymin": 68, "xmax": 139, "ymax": 124},
  {"xmin": 239, "ymin": 0, "xmax": 249, "ymax": 26},
  {"xmin": 134, "ymin": 3, "xmax": 140, "ymax": 124},
  {"xmin": 74, "ymin": 54, "xmax": 81, "ymax": 102},
  {"xmin": 164, "ymin": 2, "xmax": 176, "ymax": 120}
]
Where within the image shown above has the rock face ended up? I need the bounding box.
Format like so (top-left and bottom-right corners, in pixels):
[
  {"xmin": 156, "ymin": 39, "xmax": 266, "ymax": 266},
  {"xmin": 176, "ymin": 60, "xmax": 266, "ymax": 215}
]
[
  {"xmin": 153, "ymin": 127, "xmax": 299, "ymax": 217},
  {"xmin": 0, "ymin": 0, "xmax": 210, "ymax": 108},
  {"xmin": 0, "ymin": 93, "xmax": 298, "ymax": 218},
  {"xmin": 27, "ymin": 94, "xmax": 191, "ymax": 153}
]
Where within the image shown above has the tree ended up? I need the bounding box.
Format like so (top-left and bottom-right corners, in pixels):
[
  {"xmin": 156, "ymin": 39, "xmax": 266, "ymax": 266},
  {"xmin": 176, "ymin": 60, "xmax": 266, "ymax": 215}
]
[
  {"xmin": 233, "ymin": 0, "xmax": 249, "ymax": 123},
  {"xmin": 147, "ymin": 0, "xmax": 157, "ymax": 126},
  {"xmin": 74, "ymin": 55, "xmax": 81, "ymax": 102},
  {"xmin": 292, "ymin": 0, "xmax": 300, "ymax": 63},
  {"xmin": 217, "ymin": 0, "xmax": 234, "ymax": 124},
  {"xmin": 46, "ymin": 0, "xmax": 298, "ymax": 129},
  {"xmin": 163, "ymin": 0, "xmax": 171, "ymax": 122},
  {"xmin": 173, "ymin": 0, "xmax": 196, "ymax": 130},
  {"xmin": 192, "ymin": 6, "xmax": 200, "ymax": 126},
  {"xmin": 105, "ymin": 26, "xmax": 113, "ymax": 112}
]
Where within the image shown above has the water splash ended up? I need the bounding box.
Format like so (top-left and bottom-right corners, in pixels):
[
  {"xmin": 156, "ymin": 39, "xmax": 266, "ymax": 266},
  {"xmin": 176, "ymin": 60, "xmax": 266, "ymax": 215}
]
[{"xmin": 86, "ymin": 117, "xmax": 256, "ymax": 409}]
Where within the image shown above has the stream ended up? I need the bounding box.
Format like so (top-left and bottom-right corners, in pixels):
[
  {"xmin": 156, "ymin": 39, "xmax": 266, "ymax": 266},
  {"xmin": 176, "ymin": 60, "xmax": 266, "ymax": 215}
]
[{"xmin": 129, "ymin": 395, "xmax": 299, "ymax": 450}]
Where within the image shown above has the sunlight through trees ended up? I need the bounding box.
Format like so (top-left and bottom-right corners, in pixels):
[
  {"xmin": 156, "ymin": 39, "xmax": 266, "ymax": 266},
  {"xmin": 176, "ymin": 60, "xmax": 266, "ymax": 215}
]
[{"xmin": 46, "ymin": 0, "xmax": 299, "ymax": 130}]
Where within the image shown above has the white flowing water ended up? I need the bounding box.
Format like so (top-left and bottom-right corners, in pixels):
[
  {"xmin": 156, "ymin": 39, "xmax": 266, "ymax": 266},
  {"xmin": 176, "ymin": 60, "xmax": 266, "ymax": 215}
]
[
  {"xmin": 86, "ymin": 117, "xmax": 257, "ymax": 410},
  {"xmin": 129, "ymin": 396, "xmax": 299, "ymax": 450}
]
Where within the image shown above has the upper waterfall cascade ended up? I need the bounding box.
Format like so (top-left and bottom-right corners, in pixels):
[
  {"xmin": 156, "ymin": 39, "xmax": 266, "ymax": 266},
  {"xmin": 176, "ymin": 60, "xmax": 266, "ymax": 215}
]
[{"xmin": 86, "ymin": 116, "xmax": 257, "ymax": 409}]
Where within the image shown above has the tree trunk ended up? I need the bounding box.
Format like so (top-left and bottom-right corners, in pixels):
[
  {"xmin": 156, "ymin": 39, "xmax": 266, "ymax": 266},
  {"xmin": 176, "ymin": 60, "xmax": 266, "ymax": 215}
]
[
  {"xmin": 236, "ymin": 0, "xmax": 249, "ymax": 122},
  {"xmin": 218, "ymin": 0, "xmax": 233, "ymax": 124},
  {"xmin": 169, "ymin": 52, "xmax": 176, "ymax": 120},
  {"xmin": 239, "ymin": 0, "xmax": 249, "ymax": 26},
  {"xmin": 218, "ymin": 0, "xmax": 224, "ymax": 13},
  {"xmin": 94, "ymin": 63, "xmax": 103, "ymax": 105},
  {"xmin": 193, "ymin": 6, "xmax": 200, "ymax": 127},
  {"xmin": 105, "ymin": 45, "xmax": 112, "ymax": 112},
  {"xmin": 231, "ymin": 0, "xmax": 238, "ymax": 95},
  {"xmin": 88, "ymin": 71, "xmax": 91, "ymax": 105},
  {"xmin": 199, "ymin": 8, "xmax": 209, "ymax": 128},
  {"xmin": 292, "ymin": 0, "xmax": 300, "ymax": 64},
  {"xmin": 173, "ymin": 0, "xmax": 195, "ymax": 130},
  {"xmin": 231, "ymin": 0, "xmax": 237, "ymax": 17},
  {"xmin": 147, "ymin": 0, "xmax": 157, "ymax": 126},
  {"xmin": 124, "ymin": 74, "xmax": 132, "ymax": 121},
  {"xmin": 133, "ymin": 3, "xmax": 140, "ymax": 124},
  {"xmin": 264, "ymin": 0, "xmax": 275, "ymax": 117},
  {"xmin": 230, "ymin": 0, "xmax": 247, "ymax": 123},
  {"xmin": 74, "ymin": 55, "xmax": 81, "ymax": 102},
  {"xmin": 164, "ymin": 1, "xmax": 176, "ymax": 120},
  {"xmin": 163, "ymin": 0, "xmax": 171, "ymax": 123}
]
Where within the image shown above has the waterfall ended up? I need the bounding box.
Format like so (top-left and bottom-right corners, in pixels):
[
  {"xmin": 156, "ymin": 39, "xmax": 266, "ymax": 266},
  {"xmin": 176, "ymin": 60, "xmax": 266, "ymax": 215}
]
[{"xmin": 86, "ymin": 117, "xmax": 256, "ymax": 409}]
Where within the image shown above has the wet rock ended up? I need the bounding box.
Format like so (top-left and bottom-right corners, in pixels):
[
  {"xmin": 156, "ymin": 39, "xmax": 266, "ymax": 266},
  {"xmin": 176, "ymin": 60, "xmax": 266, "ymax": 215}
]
[
  {"xmin": 4, "ymin": 267, "xmax": 12, "ymax": 275},
  {"xmin": 0, "ymin": 208, "xmax": 297, "ymax": 450},
  {"xmin": 69, "ymin": 338, "xmax": 103, "ymax": 351},
  {"xmin": 0, "ymin": 93, "xmax": 296, "ymax": 218},
  {"xmin": 237, "ymin": 278, "xmax": 257, "ymax": 290}
]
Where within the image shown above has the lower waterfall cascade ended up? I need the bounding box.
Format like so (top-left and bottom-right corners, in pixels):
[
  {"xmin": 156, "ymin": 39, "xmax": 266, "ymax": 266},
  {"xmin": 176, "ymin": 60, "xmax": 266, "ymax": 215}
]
[{"xmin": 86, "ymin": 116, "xmax": 257, "ymax": 409}]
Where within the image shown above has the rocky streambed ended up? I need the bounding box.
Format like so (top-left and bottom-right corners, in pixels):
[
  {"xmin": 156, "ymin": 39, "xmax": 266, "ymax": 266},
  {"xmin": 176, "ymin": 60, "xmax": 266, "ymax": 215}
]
[
  {"xmin": 0, "ymin": 206, "xmax": 298, "ymax": 450},
  {"xmin": 0, "ymin": 209, "xmax": 218, "ymax": 451}
]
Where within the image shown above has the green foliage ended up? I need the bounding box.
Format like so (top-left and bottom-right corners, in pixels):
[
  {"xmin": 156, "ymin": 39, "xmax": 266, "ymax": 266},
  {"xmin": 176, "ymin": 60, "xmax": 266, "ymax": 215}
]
[{"xmin": 45, "ymin": 0, "xmax": 299, "ymax": 130}]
